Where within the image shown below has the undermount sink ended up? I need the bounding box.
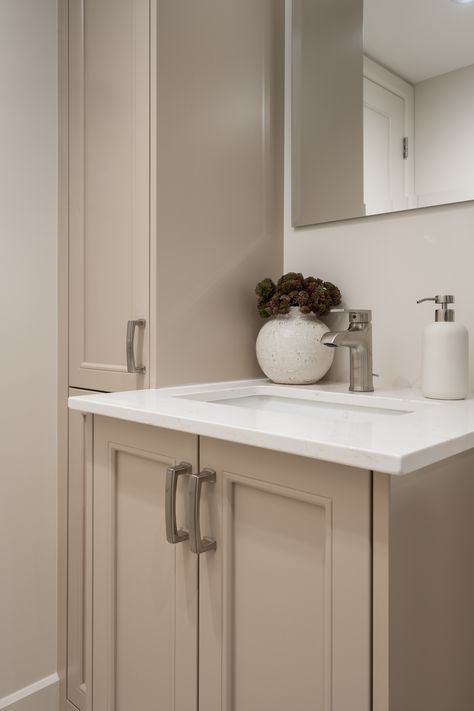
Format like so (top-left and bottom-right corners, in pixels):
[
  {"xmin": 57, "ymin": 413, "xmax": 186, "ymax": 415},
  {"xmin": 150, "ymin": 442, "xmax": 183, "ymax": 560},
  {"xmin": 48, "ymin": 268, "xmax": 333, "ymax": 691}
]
[
  {"xmin": 178, "ymin": 385, "xmax": 436, "ymax": 420},
  {"xmin": 200, "ymin": 394, "xmax": 410, "ymax": 417}
]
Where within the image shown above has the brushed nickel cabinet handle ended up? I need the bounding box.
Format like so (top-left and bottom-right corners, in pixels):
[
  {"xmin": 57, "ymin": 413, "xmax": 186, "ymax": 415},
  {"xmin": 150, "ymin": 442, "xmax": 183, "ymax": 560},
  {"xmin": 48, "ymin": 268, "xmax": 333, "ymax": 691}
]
[
  {"xmin": 188, "ymin": 469, "xmax": 217, "ymax": 555},
  {"xmin": 126, "ymin": 319, "xmax": 146, "ymax": 374},
  {"xmin": 165, "ymin": 463, "xmax": 192, "ymax": 544}
]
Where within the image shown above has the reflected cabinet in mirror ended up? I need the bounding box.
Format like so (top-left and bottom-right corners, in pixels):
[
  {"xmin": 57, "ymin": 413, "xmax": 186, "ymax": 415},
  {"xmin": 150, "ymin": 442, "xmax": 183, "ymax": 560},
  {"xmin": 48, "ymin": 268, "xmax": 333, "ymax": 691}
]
[{"xmin": 292, "ymin": 0, "xmax": 474, "ymax": 226}]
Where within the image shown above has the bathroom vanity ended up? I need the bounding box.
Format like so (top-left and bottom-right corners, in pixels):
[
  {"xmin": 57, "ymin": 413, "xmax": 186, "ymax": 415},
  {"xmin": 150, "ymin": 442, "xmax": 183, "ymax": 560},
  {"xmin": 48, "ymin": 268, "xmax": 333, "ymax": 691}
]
[
  {"xmin": 68, "ymin": 381, "xmax": 474, "ymax": 711},
  {"xmin": 57, "ymin": 0, "xmax": 474, "ymax": 710}
]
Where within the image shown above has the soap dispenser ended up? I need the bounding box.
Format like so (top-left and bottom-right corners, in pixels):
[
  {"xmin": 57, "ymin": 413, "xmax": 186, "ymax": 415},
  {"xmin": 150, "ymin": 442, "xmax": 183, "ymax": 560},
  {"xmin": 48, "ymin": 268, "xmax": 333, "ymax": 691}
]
[{"xmin": 417, "ymin": 295, "xmax": 469, "ymax": 400}]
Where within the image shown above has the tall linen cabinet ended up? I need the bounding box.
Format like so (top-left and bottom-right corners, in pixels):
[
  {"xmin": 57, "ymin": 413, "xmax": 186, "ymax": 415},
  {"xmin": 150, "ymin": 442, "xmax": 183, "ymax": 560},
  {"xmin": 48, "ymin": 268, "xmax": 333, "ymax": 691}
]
[{"xmin": 58, "ymin": 1, "xmax": 284, "ymax": 709}]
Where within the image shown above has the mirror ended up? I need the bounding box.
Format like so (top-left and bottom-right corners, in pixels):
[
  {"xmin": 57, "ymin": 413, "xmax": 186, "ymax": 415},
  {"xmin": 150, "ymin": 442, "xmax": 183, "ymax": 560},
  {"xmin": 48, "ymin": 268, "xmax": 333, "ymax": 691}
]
[{"xmin": 292, "ymin": 0, "xmax": 474, "ymax": 226}]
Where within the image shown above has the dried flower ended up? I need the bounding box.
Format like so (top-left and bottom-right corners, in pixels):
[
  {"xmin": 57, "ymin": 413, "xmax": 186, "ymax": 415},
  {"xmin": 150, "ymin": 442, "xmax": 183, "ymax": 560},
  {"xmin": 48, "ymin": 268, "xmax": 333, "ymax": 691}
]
[{"xmin": 255, "ymin": 272, "xmax": 342, "ymax": 319}]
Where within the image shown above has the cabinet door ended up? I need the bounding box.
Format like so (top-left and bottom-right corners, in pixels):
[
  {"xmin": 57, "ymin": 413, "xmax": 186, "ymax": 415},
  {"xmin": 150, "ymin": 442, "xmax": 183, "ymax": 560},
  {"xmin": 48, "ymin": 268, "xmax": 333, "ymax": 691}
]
[
  {"xmin": 67, "ymin": 389, "xmax": 93, "ymax": 711},
  {"xmin": 199, "ymin": 439, "xmax": 371, "ymax": 711},
  {"xmin": 68, "ymin": 0, "xmax": 150, "ymax": 392},
  {"xmin": 93, "ymin": 417, "xmax": 198, "ymax": 711}
]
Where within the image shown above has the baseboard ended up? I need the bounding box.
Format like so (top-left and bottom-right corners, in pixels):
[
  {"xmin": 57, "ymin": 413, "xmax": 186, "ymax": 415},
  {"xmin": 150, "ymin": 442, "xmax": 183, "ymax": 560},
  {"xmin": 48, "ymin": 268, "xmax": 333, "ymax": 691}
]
[{"xmin": 0, "ymin": 674, "xmax": 59, "ymax": 711}]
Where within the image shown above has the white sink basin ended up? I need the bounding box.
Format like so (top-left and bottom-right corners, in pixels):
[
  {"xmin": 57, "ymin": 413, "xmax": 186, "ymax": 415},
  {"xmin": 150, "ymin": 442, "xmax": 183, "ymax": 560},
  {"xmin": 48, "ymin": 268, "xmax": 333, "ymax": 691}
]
[
  {"xmin": 197, "ymin": 393, "xmax": 410, "ymax": 417},
  {"xmin": 178, "ymin": 384, "xmax": 436, "ymax": 421}
]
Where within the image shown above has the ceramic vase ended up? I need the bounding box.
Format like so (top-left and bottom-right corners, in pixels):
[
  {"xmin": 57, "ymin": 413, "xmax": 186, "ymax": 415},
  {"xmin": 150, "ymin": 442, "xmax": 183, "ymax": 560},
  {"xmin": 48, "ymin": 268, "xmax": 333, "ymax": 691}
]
[{"xmin": 256, "ymin": 306, "xmax": 334, "ymax": 384}]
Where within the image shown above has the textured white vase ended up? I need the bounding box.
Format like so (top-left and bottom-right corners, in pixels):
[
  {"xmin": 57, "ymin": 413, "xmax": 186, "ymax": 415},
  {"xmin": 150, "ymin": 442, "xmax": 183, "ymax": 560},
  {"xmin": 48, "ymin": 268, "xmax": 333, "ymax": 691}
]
[{"xmin": 256, "ymin": 307, "xmax": 334, "ymax": 384}]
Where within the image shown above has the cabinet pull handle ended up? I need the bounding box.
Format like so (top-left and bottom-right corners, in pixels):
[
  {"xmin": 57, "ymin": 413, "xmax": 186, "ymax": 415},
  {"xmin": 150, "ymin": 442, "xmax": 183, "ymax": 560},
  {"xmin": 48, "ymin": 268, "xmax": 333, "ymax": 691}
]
[
  {"xmin": 188, "ymin": 469, "xmax": 217, "ymax": 554},
  {"xmin": 165, "ymin": 463, "xmax": 192, "ymax": 544},
  {"xmin": 126, "ymin": 319, "xmax": 146, "ymax": 374}
]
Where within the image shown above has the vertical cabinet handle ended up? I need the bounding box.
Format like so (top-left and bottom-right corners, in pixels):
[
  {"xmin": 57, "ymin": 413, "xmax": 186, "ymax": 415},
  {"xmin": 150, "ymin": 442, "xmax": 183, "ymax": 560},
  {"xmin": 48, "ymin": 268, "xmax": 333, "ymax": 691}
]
[
  {"xmin": 126, "ymin": 319, "xmax": 146, "ymax": 374},
  {"xmin": 188, "ymin": 469, "xmax": 217, "ymax": 554},
  {"xmin": 165, "ymin": 463, "xmax": 192, "ymax": 544}
]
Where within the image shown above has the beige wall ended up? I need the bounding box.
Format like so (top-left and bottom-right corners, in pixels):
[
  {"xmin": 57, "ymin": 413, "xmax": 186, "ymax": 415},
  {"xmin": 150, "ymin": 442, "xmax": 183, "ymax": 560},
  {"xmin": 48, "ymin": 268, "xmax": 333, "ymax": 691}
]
[
  {"xmin": 0, "ymin": 0, "xmax": 58, "ymax": 704},
  {"xmin": 284, "ymin": 0, "xmax": 474, "ymax": 391}
]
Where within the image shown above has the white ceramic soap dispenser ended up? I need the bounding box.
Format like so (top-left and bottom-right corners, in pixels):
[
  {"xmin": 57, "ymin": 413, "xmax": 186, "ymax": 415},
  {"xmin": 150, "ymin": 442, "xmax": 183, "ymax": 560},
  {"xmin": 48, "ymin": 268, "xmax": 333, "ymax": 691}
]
[{"xmin": 417, "ymin": 295, "xmax": 469, "ymax": 400}]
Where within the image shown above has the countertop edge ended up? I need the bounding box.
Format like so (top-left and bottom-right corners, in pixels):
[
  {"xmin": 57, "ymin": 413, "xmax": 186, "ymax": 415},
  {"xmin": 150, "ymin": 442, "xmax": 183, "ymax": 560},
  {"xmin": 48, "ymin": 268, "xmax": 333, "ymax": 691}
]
[{"xmin": 69, "ymin": 395, "xmax": 412, "ymax": 476}]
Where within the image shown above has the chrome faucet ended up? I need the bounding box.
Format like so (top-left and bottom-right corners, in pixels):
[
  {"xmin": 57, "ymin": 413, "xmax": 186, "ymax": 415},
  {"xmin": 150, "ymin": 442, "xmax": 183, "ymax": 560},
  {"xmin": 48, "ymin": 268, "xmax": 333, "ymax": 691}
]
[{"xmin": 320, "ymin": 309, "xmax": 374, "ymax": 392}]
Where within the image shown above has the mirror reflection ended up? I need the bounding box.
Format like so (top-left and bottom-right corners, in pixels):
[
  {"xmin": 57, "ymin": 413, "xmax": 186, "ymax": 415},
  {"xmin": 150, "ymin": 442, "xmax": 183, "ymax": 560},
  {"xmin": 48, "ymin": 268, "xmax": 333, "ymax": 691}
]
[{"xmin": 292, "ymin": 0, "xmax": 474, "ymax": 226}]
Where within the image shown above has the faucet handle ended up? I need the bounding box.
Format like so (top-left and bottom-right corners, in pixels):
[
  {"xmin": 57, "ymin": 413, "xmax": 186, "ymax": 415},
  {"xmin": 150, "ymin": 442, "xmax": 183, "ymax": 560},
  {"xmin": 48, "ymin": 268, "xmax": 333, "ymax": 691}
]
[
  {"xmin": 330, "ymin": 308, "xmax": 372, "ymax": 323},
  {"xmin": 348, "ymin": 309, "xmax": 372, "ymax": 324}
]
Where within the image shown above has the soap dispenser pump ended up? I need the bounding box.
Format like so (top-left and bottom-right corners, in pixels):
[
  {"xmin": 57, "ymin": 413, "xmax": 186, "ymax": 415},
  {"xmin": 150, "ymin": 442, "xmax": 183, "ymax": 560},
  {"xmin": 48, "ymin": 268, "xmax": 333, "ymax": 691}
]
[{"xmin": 417, "ymin": 295, "xmax": 469, "ymax": 400}]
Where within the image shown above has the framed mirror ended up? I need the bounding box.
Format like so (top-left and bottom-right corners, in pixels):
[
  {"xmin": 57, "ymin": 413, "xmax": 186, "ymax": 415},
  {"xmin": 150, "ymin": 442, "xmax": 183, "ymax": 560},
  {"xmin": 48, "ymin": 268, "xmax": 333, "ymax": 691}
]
[{"xmin": 292, "ymin": 0, "xmax": 474, "ymax": 227}]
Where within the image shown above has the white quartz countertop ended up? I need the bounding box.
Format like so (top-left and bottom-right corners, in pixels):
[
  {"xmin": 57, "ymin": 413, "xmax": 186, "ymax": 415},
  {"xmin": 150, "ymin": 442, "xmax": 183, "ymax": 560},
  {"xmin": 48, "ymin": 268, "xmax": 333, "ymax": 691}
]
[{"xmin": 68, "ymin": 379, "xmax": 474, "ymax": 475}]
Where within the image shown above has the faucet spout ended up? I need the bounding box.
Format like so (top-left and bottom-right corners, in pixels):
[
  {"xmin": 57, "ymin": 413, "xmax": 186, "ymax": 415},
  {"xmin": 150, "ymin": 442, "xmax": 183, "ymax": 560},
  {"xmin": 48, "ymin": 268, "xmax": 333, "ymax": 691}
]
[
  {"xmin": 320, "ymin": 331, "xmax": 348, "ymax": 348},
  {"xmin": 321, "ymin": 311, "xmax": 374, "ymax": 392}
]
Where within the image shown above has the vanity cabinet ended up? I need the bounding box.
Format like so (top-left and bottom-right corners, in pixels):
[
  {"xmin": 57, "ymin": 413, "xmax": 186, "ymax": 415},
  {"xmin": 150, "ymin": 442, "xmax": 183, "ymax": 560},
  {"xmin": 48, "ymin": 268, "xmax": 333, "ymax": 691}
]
[
  {"xmin": 69, "ymin": 402, "xmax": 474, "ymax": 711},
  {"xmin": 87, "ymin": 417, "xmax": 371, "ymax": 711}
]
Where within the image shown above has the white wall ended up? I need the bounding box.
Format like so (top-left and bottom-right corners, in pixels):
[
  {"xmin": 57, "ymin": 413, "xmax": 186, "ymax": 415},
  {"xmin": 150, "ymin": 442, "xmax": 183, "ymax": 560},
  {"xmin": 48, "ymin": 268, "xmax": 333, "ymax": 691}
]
[
  {"xmin": 415, "ymin": 63, "xmax": 474, "ymax": 207},
  {"xmin": 284, "ymin": 0, "xmax": 474, "ymax": 391},
  {"xmin": 0, "ymin": 0, "xmax": 58, "ymax": 706}
]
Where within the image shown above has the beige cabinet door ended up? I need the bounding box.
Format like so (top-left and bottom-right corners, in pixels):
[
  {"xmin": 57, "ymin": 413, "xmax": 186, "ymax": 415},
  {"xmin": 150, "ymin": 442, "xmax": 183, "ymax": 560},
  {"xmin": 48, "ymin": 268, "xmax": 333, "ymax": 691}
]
[
  {"xmin": 68, "ymin": 0, "xmax": 150, "ymax": 392},
  {"xmin": 199, "ymin": 439, "xmax": 372, "ymax": 711},
  {"xmin": 92, "ymin": 417, "xmax": 198, "ymax": 711},
  {"xmin": 67, "ymin": 389, "xmax": 93, "ymax": 711}
]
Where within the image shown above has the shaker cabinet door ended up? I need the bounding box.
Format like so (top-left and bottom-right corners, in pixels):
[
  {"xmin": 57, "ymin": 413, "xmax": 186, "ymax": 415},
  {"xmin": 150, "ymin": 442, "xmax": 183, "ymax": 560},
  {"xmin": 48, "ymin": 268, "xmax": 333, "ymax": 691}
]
[
  {"xmin": 198, "ymin": 438, "xmax": 372, "ymax": 711},
  {"xmin": 68, "ymin": 0, "xmax": 150, "ymax": 392},
  {"xmin": 92, "ymin": 417, "xmax": 198, "ymax": 711}
]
